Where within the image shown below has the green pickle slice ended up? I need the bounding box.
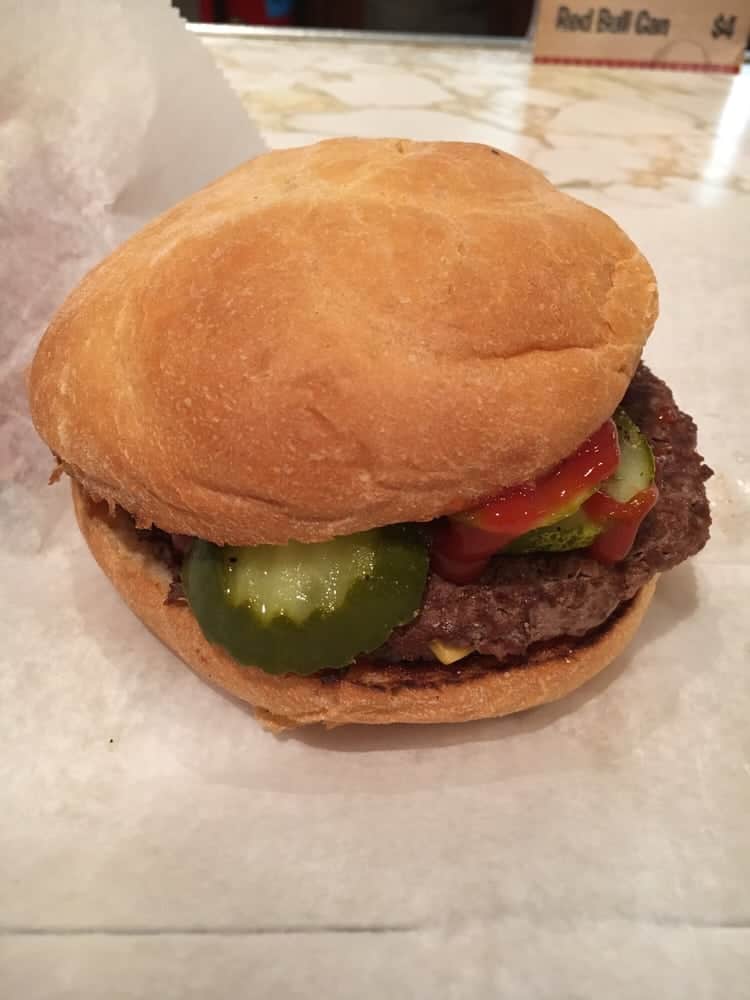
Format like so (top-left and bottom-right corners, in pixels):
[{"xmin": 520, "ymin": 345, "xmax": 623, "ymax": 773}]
[
  {"xmin": 605, "ymin": 408, "xmax": 656, "ymax": 503},
  {"xmin": 183, "ymin": 525, "xmax": 429, "ymax": 675},
  {"xmin": 504, "ymin": 409, "xmax": 655, "ymax": 555},
  {"xmin": 503, "ymin": 509, "xmax": 602, "ymax": 554}
]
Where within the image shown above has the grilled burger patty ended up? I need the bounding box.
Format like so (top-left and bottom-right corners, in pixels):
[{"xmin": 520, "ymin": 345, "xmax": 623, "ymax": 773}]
[
  {"xmin": 378, "ymin": 364, "xmax": 712, "ymax": 664},
  {"xmin": 144, "ymin": 364, "xmax": 711, "ymax": 670}
]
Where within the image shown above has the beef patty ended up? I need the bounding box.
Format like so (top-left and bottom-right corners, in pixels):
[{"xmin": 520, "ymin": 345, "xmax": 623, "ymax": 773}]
[
  {"xmin": 377, "ymin": 364, "xmax": 711, "ymax": 663},
  {"xmin": 145, "ymin": 364, "xmax": 711, "ymax": 670}
]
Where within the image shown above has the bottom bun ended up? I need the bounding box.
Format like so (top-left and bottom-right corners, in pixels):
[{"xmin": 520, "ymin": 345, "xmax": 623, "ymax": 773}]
[{"xmin": 73, "ymin": 483, "xmax": 657, "ymax": 731}]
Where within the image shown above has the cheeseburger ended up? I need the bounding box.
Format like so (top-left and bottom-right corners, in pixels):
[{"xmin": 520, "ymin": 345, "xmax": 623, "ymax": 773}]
[{"xmin": 28, "ymin": 139, "xmax": 711, "ymax": 730}]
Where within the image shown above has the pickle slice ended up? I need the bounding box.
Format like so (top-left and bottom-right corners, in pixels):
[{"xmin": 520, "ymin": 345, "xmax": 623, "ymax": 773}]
[
  {"xmin": 503, "ymin": 409, "xmax": 656, "ymax": 555},
  {"xmin": 183, "ymin": 526, "xmax": 429, "ymax": 675},
  {"xmin": 502, "ymin": 509, "xmax": 602, "ymax": 554},
  {"xmin": 224, "ymin": 536, "xmax": 377, "ymax": 626},
  {"xmin": 604, "ymin": 408, "xmax": 656, "ymax": 503}
]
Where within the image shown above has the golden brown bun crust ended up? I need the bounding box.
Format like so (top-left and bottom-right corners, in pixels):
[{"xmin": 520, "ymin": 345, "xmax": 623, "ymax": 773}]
[
  {"xmin": 73, "ymin": 483, "xmax": 657, "ymax": 730},
  {"xmin": 32, "ymin": 139, "xmax": 657, "ymax": 545}
]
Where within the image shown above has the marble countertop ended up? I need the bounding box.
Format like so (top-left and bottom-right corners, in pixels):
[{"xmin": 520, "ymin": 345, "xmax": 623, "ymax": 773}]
[{"xmin": 205, "ymin": 32, "xmax": 749, "ymax": 206}]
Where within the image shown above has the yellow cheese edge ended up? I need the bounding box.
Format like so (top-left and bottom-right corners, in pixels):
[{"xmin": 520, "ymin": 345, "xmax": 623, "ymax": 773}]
[{"xmin": 429, "ymin": 639, "xmax": 473, "ymax": 666}]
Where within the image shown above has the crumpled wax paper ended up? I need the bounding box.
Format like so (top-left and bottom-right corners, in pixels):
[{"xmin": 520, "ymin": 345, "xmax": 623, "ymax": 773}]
[
  {"xmin": 0, "ymin": 0, "xmax": 264, "ymax": 496},
  {"xmin": 1, "ymin": 6, "xmax": 749, "ymax": 997}
]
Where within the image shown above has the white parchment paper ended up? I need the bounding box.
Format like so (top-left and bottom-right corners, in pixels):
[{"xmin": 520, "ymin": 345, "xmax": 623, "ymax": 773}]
[
  {"xmin": 0, "ymin": 0, "xmax": 264, "ymax": 491},
  {"xmin": 1, "ymin": 8, "xmax": 749, "ymax": 997}
]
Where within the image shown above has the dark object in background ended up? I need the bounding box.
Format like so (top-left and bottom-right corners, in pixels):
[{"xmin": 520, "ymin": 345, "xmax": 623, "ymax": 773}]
[
  {"xmin": 297, "ymin": 0, "xmax": 361, "ymax": 29},
  {"xmin": 302, "ymin": 0, "xmax": 533, "ymax": 34},
  {"xmin": 200, "ymin": 0, "xmax": 294, "ymax": 22},
  {"xmin": 175, "ymin": 0, "xmax": 533, "ymax": 36},
  {"xmin": 367, "ymin": 0, "xmax": 488, "ymax": 33},
  {"xmin": 365, "ymin": 0, "xmax": 532, "ymax": 35}
]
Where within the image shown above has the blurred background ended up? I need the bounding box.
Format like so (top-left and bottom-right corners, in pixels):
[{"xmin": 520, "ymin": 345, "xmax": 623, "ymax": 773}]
[{"xmin": 173, "ymin": 0, "xmax": 535, "ymax": 36}]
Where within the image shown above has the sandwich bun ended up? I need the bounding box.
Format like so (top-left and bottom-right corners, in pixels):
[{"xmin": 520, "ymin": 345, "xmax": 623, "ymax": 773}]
[
  {"xmin": 73, "ymin": 483, "xmax": 657, "ymax": 731},
  {"xmin": 31, "ymin": 139, "xmax": 657, "ymax": 546}
]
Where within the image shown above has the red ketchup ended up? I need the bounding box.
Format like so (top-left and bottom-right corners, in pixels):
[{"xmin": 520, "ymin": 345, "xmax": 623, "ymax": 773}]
[
  {"xmin": 584, "ymin": 484, "xmax": 659, "ymax": 563},
  {"xmin": 431, "ymin": 420, "xmax": 621, "ymax": 584}
]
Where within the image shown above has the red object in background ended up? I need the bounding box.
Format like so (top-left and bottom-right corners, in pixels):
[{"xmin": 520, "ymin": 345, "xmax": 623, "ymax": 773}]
[{"xmin": 200, "ymin": 0, "xmax": 294, "ymax": 24}]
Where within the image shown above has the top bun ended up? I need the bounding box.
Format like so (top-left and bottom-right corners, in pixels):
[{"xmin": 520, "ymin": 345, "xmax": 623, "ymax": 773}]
[{"xmin": 29, "ymin": 138, "xmax": 657, "ymax": 545}]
